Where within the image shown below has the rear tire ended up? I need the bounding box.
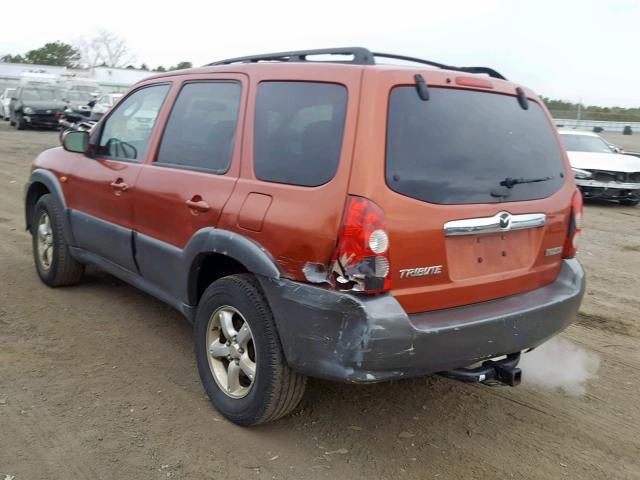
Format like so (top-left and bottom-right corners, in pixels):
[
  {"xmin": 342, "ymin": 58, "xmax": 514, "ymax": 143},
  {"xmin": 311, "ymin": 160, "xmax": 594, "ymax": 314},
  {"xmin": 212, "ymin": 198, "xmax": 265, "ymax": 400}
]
[
  {"xmin": 195, "ymin": 274, "xmax": 306, "ymax": 426},
  {"xmin": 31, "ymin": 194, "xmax": 84, "ymax": 287},
  {"xmin": 620, "ymin": 199, "xmax": 639, "ymax": 206}
]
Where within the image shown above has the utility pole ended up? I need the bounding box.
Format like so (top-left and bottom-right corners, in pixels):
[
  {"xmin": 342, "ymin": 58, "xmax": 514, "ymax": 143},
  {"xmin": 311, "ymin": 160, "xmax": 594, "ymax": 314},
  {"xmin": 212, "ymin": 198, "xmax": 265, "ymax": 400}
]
[{"xmin": 576, "ymin": 97, "xmax": 582, "ymax": 123}]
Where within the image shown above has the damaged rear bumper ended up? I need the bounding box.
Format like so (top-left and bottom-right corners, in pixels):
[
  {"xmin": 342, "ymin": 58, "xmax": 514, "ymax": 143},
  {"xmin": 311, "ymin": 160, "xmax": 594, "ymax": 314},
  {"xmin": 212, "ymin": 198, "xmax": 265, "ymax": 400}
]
[{"xmin": 259, "ymin": 259, "xmax": 585, "ymax": 383}]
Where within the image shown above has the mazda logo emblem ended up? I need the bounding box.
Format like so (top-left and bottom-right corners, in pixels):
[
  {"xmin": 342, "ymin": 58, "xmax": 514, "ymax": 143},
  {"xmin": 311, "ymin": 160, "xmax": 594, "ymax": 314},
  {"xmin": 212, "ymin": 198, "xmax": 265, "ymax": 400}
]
[{"xmin": 499, "ymin": 212, "xmax": 511, "ymax": 229}]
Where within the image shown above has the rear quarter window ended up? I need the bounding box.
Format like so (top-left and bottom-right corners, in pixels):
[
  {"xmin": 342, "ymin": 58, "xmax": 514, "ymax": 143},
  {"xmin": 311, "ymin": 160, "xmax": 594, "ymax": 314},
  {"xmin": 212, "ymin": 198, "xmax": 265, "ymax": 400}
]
[
  {"xmin": 386, "ymin": 87, "xmax": 566, "ymax": 204},
  {"xmin": 253, "ymin": 81, "xmax": 347, "ymax": 187}
]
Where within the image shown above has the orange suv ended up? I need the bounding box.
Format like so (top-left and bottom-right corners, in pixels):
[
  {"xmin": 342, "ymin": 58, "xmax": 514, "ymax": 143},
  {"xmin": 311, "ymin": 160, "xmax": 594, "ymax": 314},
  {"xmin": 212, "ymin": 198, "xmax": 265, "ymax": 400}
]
[{"xmin": 24, "ymin": 48, "xmax": 585, "ymax": 425}]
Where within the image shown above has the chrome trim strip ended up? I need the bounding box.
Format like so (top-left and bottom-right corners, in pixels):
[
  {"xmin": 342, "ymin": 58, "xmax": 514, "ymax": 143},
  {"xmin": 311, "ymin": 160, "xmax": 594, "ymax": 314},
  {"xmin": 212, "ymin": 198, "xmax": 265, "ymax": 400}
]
[
  {"xmin": 444, "ymin": 211, "xmax": 546, "ymax": 237},
  {"xmin": 575, "ymin": 179, "xmax": 640, "ymax": 190}
]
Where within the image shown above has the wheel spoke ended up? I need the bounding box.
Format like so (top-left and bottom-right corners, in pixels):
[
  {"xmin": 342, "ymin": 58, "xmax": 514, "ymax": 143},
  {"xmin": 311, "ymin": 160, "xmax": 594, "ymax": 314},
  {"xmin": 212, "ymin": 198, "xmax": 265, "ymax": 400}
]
[
  {"xmin": 239, "ymin": 353, "xmax": 256, "ymax": 381},
  {"xmin": 38, "ymin": 223, "xmax": 47, "ymax": 241},
  {"xmin": 218, "ymin": 309, "xmax": 237, "ymax": 340},
  {"xmin": 236, "ymin": 323, "xmax": 251, "ymax": 347},
  {"xmin": 209, "ymin": 340, "xmax": 229, "ymax": 358},
  {"xmin": 227, "ymin": 361, "xmax": 241, "ymax": 393}
]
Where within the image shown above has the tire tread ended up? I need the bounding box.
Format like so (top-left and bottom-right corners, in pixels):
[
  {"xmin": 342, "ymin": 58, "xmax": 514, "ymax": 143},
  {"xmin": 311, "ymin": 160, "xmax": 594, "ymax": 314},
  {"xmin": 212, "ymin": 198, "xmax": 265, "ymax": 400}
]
[{"xmin": 33, "ymin": 194, "xmax": 84, "ymax": 286}]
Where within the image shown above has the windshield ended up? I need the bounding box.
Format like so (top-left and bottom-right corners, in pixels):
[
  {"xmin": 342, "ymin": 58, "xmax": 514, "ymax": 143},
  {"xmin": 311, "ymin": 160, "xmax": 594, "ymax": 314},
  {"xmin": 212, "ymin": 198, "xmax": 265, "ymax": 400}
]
[
  {"xmin": 70, "ymin": 85, "xmax": 97, "ymax": 93},
  {"xmin": 21, "ymin": 88, "xmax": 62, "ymax": 102},
  {"xmin": 386, "ymin": 87, "xmax": 566, "ymax": 204},
  {"xmin": 66, "ymin": 91, "xmax": 91, "ymax": 102},
  {"xmin": 560, "ymin": 134, "xmax": 613, "ymax": 153}
]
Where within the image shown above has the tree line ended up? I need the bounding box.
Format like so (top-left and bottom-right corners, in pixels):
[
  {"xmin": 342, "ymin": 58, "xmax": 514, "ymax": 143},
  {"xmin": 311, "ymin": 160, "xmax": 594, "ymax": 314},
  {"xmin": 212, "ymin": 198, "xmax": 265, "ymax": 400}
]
[
  {"xmin": 540, "ymin": 96, "xmax": 640, "ymax": 122},
  {"xmin": 0, "ymin": 31, "xmax": 191, "ymax": 72}
]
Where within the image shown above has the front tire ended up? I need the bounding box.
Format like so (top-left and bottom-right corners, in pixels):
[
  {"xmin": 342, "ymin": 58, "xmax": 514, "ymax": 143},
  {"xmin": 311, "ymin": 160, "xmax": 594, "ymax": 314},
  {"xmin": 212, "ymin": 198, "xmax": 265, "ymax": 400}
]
[
  {"xmin": 620, "ymin": 199, "xmax": 639, "ymax": 206},
  {"xmin": 31, "ymin": 194, "xmax": 84, "ymax": 286},
  {"xmin": 195, "ymin": 274, "xmax": 306, "ymax": 426},
  {"xmin": 15, "ymin": 113, "xmax": 26, "ymax": 130}
]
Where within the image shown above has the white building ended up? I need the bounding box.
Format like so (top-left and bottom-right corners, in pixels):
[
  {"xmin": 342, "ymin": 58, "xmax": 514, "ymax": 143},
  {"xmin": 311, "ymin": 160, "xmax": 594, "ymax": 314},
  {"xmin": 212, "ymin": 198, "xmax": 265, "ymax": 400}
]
[{"xmin": 0, "ymin": 62, "xmax": 152, "ymax": 93}]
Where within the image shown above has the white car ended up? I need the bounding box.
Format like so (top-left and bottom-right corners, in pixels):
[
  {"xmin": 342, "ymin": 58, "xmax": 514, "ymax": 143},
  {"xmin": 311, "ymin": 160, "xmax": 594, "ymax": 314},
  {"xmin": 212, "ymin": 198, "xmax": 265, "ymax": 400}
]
[
  {"xmin": 559, "ymin": 130, "xmax": 640, "ymax": 206},
  {"xmin": 90, "ymin": 93, "xmax": 123, "ymax": 121},
  {"xmin": 0, "ymin": 87, "xmax": 17, "ymax": 120}
]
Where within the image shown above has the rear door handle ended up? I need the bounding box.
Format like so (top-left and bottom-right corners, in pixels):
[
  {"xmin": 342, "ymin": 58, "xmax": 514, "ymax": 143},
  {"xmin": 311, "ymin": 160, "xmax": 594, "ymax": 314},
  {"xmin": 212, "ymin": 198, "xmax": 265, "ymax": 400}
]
[
  {"xmin": 110, "ymin": 178, "xmax": 129, "ymax": 192},
  {"xmin": 186, "ymin": 196, "xmax": 210, "ymax": 213}
]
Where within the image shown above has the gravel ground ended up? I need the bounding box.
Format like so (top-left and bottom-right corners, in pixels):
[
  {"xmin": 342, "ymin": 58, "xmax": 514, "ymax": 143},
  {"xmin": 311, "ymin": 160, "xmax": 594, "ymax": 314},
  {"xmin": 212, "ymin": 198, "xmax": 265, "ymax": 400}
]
[{"xmin": 1, "ymin": 122, "xmax": 639, "ymax": 480}]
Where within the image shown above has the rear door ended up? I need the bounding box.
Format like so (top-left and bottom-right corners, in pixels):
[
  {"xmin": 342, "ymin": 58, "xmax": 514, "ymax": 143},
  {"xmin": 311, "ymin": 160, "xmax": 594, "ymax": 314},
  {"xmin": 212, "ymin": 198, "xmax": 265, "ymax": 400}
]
[
  {"xmin": 132, "ymin": 75, "xmax": 246, "ymax": 297},
  {"xmin": 349, "ymin": 70, "xmax": 575, "ymax": 313},
  {"xmin": 65, "ymin": 83, "xmax": 171, "ymax": 271}
]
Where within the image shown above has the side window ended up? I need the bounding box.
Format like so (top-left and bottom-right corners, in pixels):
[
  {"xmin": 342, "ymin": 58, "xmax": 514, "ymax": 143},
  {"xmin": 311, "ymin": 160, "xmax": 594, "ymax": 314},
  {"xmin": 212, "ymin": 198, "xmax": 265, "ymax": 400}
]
[
  {"xmin": 156, "ymin": 81, "xmax": 241, "ymax": 172},
  {"xmin": 97, "ymin": 84, "xmax": 170, "ymax": 162},
  {"xmin": 254, "ymin": 81, "xmax": 347, "ymax": 187}
]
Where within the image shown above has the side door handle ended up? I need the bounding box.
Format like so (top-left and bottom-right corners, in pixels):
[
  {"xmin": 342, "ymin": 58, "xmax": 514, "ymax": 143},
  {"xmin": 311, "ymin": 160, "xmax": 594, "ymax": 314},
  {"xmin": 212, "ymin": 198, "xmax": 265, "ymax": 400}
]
[
  {"xmin": 110, "ymin": 178, "xmax": 129, "ymax": 192},
  {"xmin": 186, "ymin": 196, "xmax": 210, "ymax": 213}
]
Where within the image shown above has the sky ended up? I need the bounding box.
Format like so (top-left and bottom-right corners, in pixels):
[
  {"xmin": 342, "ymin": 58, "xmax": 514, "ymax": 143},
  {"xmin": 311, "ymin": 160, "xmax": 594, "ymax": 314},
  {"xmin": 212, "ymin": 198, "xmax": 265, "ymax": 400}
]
[{"xmin": 2, "ymin": 0, "xmax": 639, "ymax": 107}]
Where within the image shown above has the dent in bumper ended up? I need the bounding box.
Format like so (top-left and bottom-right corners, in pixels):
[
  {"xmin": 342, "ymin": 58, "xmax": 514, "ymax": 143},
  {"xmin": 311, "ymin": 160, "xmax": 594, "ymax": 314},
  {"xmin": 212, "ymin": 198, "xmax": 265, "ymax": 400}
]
[{"xmin": 259, "ymin": 259, "xmax": 586, "ymax": 383}]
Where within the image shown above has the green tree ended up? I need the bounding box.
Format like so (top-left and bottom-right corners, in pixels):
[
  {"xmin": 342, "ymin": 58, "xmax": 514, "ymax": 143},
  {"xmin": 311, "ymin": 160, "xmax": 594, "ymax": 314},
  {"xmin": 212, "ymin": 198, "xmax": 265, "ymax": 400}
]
[
  {"xmin": 139, "ymin": 63, "xmax": 149, "ymax": 71},
  {"xmin": 23, "ymin": 41, "xmax": 80, "ymax": 67},
  {"xmin": 1, "ymin": 53, "xmax": 27, "ymax": 63},
  {"xmin": 154, "ymin": 66, "xmax": 166, "ymax": 72},
  {"xmin": 172, "ymin": 61, "xmax": 192, "ymax": 70}
]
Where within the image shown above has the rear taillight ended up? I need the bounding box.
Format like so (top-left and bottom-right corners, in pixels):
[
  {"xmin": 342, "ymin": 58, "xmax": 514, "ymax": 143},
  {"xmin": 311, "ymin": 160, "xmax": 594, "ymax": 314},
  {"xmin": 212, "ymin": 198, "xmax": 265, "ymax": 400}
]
[
  {"xmin": 562, "ymin": 189, "xmax": 584, "ymax": 259},
  {"xmin": 331, "ymin": 196, "xmax": 391, "ymax": 294}
]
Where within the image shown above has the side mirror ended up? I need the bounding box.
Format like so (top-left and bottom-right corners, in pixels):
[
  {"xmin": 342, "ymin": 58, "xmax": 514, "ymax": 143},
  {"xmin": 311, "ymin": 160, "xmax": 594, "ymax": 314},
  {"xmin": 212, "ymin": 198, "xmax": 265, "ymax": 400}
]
[{"xmin": 62, "ymin": 130, "xmax": 89, "ymax": 153}]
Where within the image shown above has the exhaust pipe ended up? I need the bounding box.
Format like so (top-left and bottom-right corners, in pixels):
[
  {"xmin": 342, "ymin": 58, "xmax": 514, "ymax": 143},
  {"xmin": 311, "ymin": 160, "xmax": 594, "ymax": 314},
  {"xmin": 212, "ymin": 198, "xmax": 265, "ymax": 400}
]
[{"xmin": 440, "ymin": 353, "xmax": 522, "ymax": 386}]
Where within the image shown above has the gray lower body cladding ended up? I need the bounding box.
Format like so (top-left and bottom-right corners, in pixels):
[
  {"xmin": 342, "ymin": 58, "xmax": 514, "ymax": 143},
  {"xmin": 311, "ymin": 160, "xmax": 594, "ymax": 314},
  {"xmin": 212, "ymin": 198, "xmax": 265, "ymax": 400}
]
[{"xmin": 259, "ymin": 259, "xmax": 585, "ymax": 383}]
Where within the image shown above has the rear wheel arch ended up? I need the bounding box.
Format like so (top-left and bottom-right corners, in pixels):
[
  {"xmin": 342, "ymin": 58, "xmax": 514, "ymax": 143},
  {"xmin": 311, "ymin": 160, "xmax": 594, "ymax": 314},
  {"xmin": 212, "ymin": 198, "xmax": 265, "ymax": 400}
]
[
  {"xmin": 184, "ymin": 229, "xmax": 282, "ymax": 306},
  {"xmin": 190, "ymin": 253, "xmax": 249, "ymax": 305}
]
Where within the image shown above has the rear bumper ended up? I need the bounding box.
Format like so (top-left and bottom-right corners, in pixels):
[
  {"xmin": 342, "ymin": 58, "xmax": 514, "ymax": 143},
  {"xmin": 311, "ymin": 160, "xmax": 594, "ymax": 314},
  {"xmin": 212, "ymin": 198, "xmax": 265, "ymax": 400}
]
[{"xmin": 259, "ymin": 259, "xmax": 585, "ymax": 383}]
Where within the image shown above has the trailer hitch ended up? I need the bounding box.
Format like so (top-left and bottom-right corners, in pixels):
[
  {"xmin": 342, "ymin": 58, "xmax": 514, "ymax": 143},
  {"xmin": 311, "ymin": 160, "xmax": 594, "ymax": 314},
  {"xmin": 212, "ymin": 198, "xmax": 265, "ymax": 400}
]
[{"xmin": 439, "ymin": 353, "xmax": 522, "ymax": 386}]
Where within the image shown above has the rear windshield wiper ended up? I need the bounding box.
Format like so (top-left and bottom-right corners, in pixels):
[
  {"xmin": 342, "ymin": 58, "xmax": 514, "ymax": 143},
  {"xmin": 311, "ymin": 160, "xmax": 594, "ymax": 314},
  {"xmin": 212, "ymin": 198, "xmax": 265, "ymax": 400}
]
[{"xmin": 499, "ymin": 176, "xmax": 552, "ymax": 189}]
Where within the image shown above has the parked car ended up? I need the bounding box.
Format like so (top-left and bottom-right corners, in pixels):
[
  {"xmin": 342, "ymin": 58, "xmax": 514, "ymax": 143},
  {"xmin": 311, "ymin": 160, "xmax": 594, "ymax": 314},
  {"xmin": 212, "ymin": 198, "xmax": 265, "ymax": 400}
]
[
  {"xmin": 90, "ymin": 93, "xmax": 123, "ymax": 121},
  {"xmin": 0, "ymin": 87, "xmax": 17, "ymax": 120},
  {"xmin": 559, "ymin": 130, "xmax": 640, "ymax": 206},
  {"xmin": 63, "ymin": 90, "xmax": 95, "ymax": 117},
  {"xmin": 58, "ymin": 91, "xmax": 97, "ymax": 132},
  {"xmin": 9, "ymin": 86, "xmax": 66, "ymax": 130},
  {"xmin": 24, "ymin": 48, "xmax": 585, "ymax": 426}
]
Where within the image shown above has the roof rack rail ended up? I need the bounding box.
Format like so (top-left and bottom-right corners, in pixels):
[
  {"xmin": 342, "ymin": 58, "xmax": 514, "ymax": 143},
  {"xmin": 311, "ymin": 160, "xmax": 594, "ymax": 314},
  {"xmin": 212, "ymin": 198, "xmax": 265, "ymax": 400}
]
[
  {"xmin": 207, "ymin": 47, "xmax": 374, "ymax": 66},
  {"xmin": 207, "ymin": 47, "xmax": 506, "ymax": 80},
  {"xmin": 370, "ymin": 52, "xmax": 506, "ymax": 80}
]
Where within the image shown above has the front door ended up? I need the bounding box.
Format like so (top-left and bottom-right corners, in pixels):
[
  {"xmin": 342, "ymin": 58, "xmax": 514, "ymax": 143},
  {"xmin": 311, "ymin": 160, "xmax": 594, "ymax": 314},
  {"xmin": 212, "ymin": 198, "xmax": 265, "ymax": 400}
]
[{"xmin": 65, "ymin": 83, "xmax": 171, "ymax": 271}]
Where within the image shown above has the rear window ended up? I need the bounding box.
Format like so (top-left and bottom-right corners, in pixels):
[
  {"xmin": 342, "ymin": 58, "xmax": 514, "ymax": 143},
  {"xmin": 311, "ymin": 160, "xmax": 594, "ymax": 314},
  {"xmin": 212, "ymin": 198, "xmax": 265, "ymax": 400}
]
[
  {"xmin": 254, "ymin": 81, "xmax": 347, "ymax": 187},
  {"xmin": 386, "ymin": 87, "xmax": 565, "ymax": 204}
]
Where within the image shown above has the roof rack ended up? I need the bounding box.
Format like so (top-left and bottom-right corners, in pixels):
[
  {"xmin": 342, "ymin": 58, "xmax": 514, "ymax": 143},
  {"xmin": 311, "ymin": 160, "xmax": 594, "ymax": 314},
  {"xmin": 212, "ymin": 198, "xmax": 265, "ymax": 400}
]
[{"xmin": 206, "ymin": 47, "xmax": 506, "ymax": 80}]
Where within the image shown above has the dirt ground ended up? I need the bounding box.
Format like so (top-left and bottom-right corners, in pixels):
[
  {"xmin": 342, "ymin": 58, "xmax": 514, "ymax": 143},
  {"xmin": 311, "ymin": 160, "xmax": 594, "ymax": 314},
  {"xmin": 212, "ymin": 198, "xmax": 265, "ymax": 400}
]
[{"xmin": 1, "ymin": 122, "xmax": 639, "ymax": 480}]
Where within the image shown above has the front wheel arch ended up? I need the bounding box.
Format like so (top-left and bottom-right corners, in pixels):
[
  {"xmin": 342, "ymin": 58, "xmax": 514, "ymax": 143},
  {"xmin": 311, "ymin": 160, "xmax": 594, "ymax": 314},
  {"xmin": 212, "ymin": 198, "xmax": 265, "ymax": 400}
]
[{"xmin": 25, "ymin": 181, "xmax": 51, "ymax": 232}]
